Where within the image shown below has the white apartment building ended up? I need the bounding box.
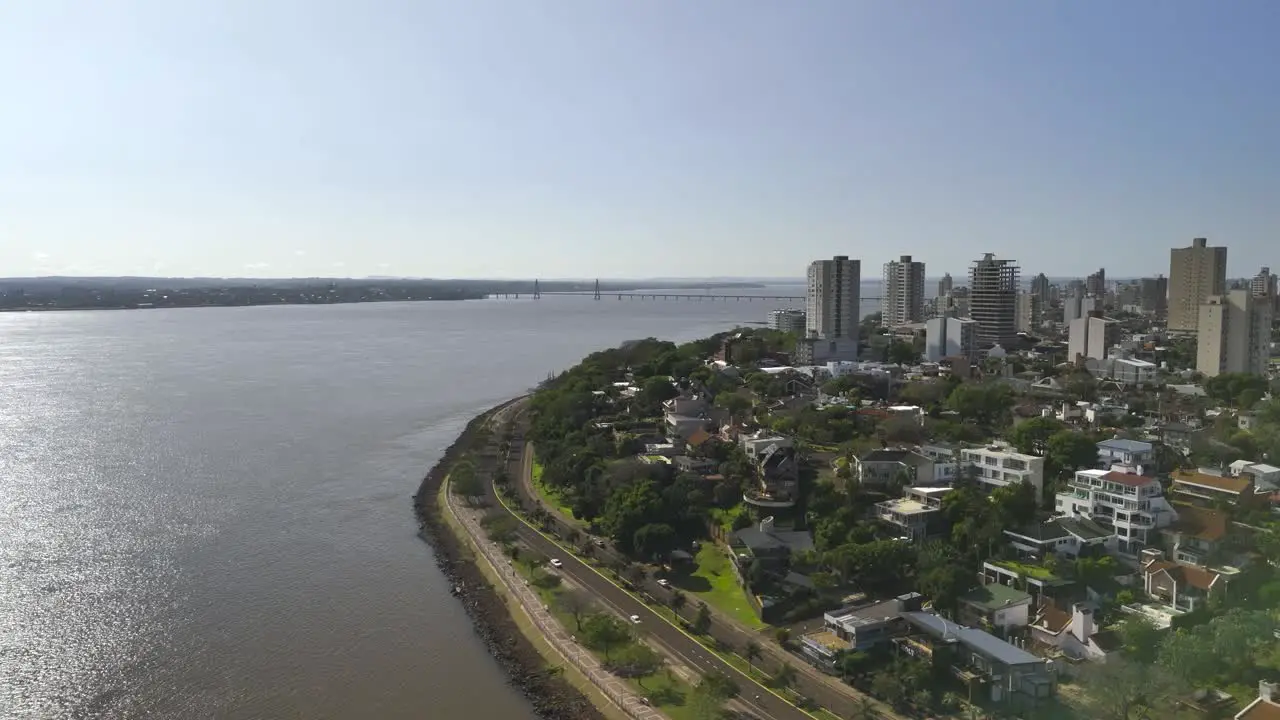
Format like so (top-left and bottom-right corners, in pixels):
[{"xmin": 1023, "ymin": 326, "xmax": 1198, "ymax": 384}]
[
  {"xmin": 768, "ymin": 308, "xmax": 807, "ymax": 335},
  {"xmin": 805, "ymin": 256, "xmax": 861, "ymax": 361},
  {"xmin": 1055, "ymin": 469, "xmax": 1178, "ymax": 555},
  {"xmin": 925, "ymin": 316, "xmax": 979, "ymax": 363},
  {"xmin": 882, "ymin": 255, "xmax": 926, "ymax": 326},
  {"xmin": 1168, "ymin": 237, "xmax": 1228, "ymax": 332},
  {"xmin": 1196, "ymin": 289, "xmax": 1273, "ymax": 377},
  {"xmin": 1067, "ymin": 316, "xmax": 1121, "ymax": 362},
  {"xmin": 961, "ymin": 444, "xmax": 1047, "ymax": 501},
  {"xmin": 1015, "ymin": 290, "xmax": 1042, "ymax": 333}
]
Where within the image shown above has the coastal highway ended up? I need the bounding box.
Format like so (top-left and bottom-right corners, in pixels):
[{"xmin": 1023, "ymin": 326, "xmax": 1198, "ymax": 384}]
[{"xmin": 486, "ymin": 413, "xmax": 804, "ymax": 720}]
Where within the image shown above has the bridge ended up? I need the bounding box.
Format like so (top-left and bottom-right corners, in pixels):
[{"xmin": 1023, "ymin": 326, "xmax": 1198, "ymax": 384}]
[{"xmin": 488, "ymin": 279, "xmax": 882, "ymax": 303}]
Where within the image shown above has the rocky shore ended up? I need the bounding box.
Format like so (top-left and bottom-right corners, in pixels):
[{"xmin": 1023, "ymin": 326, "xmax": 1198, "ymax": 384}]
[{"xmin": 413, "ymin": 401, "xmax": 606, "ymax": 720}]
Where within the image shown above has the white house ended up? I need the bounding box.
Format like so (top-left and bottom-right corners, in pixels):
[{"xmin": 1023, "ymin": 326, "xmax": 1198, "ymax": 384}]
[
  {"xmin": 1029, "ymin": 602, "xmax": 1117, "ymax": 662},
  {"xmin": 1056, "ymin": 469, "xmax": 1179, "ymax": 555},
  {"xmin": 960, "ymin": 444, "xmax": 1047, "ymax": 502},
  {"xmin": 1096, "ymin": 438, "xmax": 1154, "ymax": 471}
]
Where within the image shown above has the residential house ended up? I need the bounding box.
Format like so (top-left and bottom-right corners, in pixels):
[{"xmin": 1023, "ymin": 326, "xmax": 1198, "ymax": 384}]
[
  {"xmin": 1104, "ymin": 356, "xmax": 1159, "ymax": 387},
  {"xmin": 1235, "ymin": 681, "xmax": 1280, "ymax": 720},
  {"xmin": 1170, "ymin": 470, "xmax": 1258, "ymax": 507},
  {"xmin": 729, "ymin": 517, "xmax": 814, "ymax": 567},
  {"xmin": 957, "ymin": 583, "xmax": 1033, "ymax": 632},
  {"xmin": 1160, "ymin": 504, "xmax": 1230, "ymax": 567},
  {"xmin": 1029, "ymin": 601, "xmax": 1119, "ymax": 662},
  {"xmin": 1140, "ymin": 549, "xmax": 1227, "ymax": 613},
  {"xmin": 1096, "ymin": 438, "xmax": 1154, "ymax": 471},
  {"xmin": 897, "ymin": 611, "xmax": 1056, "ymax": 706},
  {"xmin": 745, "ymin": 442, "xmax": 800, "ymax": 509},
  {"xmin": 1161, "ymin": 421, "xmax": 1205, "ymax": 450},
  {"xmin": 739, "ymin": 430, "xmax": 792, "ymax": 460},
  {"xmin": 961, "ymin": 444, "xmax": 1048, "ymax": 502},
  {"xmin": 672, "ymin": 455, "xmax": 717, "ymax": 475},
  {"xmin": 853, "ymin": 448, "xmax": 938, "ymax": 487},
  {"xmin": 1230, "ymin": 460, "xmax": 1280, "ymax": 493},
  {"xmin": 799, "ymin": 594, "xmax": 924, "ymax": 667},
  {"xmin": 1055, "ymin": 469, "xmax": 1179, "ymax": 555},
  {"xmin": 919, "ymin": 442, "xmax": 963, "ymax": 483},
  {"xmin": 664, "ymin": 395, "xmax": 710, "ymax": 441},
  {"xmin": 876, "ymin": 486, "xmax": 951, "ymax": 542},
  {"xmin": 1004, "ymin": 518, "xmax": 1116, "ymax": 559}
]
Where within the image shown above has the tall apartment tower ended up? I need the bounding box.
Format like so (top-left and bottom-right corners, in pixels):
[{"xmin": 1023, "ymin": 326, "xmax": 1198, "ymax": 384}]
[
  {"xmin": 768, "ymin": 308, "xmax": 806, "ymax": 335},
  {"xmin": 1140, "ymin": 275, "xmax": 1169, "ymax": 318},
  {"xmin": 804, "ymin": 255, "xmax": 861, "ymax": 359},
  {"xmin": 1030, "ymin": 273, "xmax": 1050, "ymax": 300},
  {"xmin": 1168, "ymin": 238, "xmax": 1228, "ymax": 332},
  {"xmin": 1251, "ymin": 266, "xmax": 1278, "ymax": 298},
  {"xmin": 937, "ymin": 273, "xmax": 953, "ymax": 298},
  {"xmin": 1196, "ymin": 290, "xmax": 1273, "ymax": 377},
  {"xmin": 1015, "ymin": 290, "xmax": 1042, "ymax": 332},
  {"xmin": 1085, "ymin": 268, "xmax": 1107, "ymax": 296},
  {"xmin": 969, "ymin": 253, "xmax": 1020, "ymax": 349},
  {"xmin": 882, "ymin": 255, "xmax": 926, "ymax": 326}
]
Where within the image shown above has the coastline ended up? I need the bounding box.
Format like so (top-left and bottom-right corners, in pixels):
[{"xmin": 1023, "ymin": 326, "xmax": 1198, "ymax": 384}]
[{"xmin": 413, "ymin": 398, "xmax": 606, "ymax": 720}]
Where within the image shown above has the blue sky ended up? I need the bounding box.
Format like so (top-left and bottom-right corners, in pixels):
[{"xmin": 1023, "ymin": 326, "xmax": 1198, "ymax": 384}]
[{"xmin": 1, "ymin": 1, "xmax": 1277, "ymax": 280}]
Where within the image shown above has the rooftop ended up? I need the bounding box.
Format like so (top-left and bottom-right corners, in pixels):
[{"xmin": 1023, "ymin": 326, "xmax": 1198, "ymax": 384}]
[
  {"xmin": 960, "ymin": 582, "xmax": 1033, "ymax": 612},
  {"xmin": 861, "ymin": 448, "xmax": 933, "ymax": 466},
  {"xmin": 827, "ymin": 598, "xmax": 903, "ymax": 630},
  {"xmin": 1103, "ymin": 470, "xmax": 1159, "ymax": 488},
  {"xmin": 901, "ymin": 611, "xmax": 1043, "ymax": 667},
  {"xmin": 879, "ymin": 498, "xmax": 933, "ymax": 515},
  {"xmin": 1006, "ymin": 520, "xmax": 1070, "ymax": 542},
  {"xmin": 1166, "ymin": 504, "xmax": 1229, "ymax": 542},
  {"xmin": 1172, "ymin": 470, "xmax": 1253, "ymax": 494},
  {"xmin": 1098, "ymin": 438, "xmax": 1154, "ymax": 453},
  {"xmin": 1057, "ymin": 516, "xmax": 1115, "ymax": 541}
]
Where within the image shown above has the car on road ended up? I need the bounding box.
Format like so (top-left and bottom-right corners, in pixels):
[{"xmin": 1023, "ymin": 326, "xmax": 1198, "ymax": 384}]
[
  {"xmin": 593, "ymin": 538, "xmax": 606, "ymax": 547},
  {"xmin": 656, "ymin": 579, "xmax": 670, "ymax": 588},
  {"xmin": 550, "ymin": 558, "xmax": 563, "ymax": 568},
  {"xmin": 629, "ymin": 614, "xmax": 641, "ymax": 624}
]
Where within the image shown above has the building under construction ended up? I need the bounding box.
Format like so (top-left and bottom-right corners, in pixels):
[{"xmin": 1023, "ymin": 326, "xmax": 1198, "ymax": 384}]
[{"xmin": 969, "ymin": 253, "xmax": 1020, "ymax": 349}]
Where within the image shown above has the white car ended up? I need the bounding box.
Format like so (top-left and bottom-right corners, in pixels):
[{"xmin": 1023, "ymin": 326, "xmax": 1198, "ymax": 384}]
[
  {"xmin": 550, "ymin": 558, "xmax": 563, "ymax": 568},
  {"xmin": 656, "ymin": 579, "xmax": 670, "ymax": 588},
  {"xmin": 629, "ymin": 615, "xmax": 641, "ymax": 624}
]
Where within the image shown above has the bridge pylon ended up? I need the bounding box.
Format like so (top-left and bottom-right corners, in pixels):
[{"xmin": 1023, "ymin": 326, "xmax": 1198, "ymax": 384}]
[
  {"xmin": 593, "ymin": 279, "xmax": 601, "ymax": 300},
  {"xmin": 533, "ymin": 279, "xmax": 541, "ymax": 299}
]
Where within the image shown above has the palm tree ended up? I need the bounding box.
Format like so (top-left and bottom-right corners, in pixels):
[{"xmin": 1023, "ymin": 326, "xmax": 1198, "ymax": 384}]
[
  {"xmin": 769, "ymin": 663, "xmax": 796, "ymax": 691},
  {"xmin": 744, "ymin": 641, "xmax": 763, "ymax": 675},
  {"xmin": 669, "ymin": 591, "xmax": 686, "ymax": 619}
]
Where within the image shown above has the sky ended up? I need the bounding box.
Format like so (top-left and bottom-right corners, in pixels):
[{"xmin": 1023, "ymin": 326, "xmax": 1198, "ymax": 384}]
[{"xmin": 2, "ymin": 1, "xmax": 1278, "ymax": 280}]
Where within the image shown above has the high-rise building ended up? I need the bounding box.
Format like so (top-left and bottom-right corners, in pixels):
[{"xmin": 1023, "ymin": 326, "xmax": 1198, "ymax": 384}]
[
  {"xmin": 1031, "ymin": 273, "xmax": 1050, "ymax": 300},
  {"xmin": 1086, "ymin": 268, "xmax": 1107, "ymax": 296},
  {"xmin": 1140, "ymin": 275, "xmax": 1168, "ymax": 318},
  {"xmin": 1168, "ymin": 237, "xmax": 1228, "ymax": 332},
  {"xmin": 1251, "ymin": 266, "xmax": 1278, "ymax": 299},
  {"xmin": 803, "ymin": 256, "xmax": 860, "ymax": 361},
  {"xmin": 968, "ymin": 253, "xmax": 1020, "ymax": 349},
  {"xmin": 925, "ymin": 316, "xmax": 978, "ymax": 363},
  {"xmin": 768, "ymin": 308, "xmax": 806, "ymax": 335},
  {"xmin": 937, "ymin": 273, "xmax": 953, "ymax": 299},
  {"xmin": 1196, "ymin": 290, "xmax": 1273, "ymax": 377},
  {"xmin": 1015, "ymin": 290, "xmax": 1042, "ymax": 332},
  {"xmin": 882, "ymin": 255, "xmax": 926, "ymax": 326},
  {"xmin": 1067, "ymin": 314, "xmax": 1120, "ymax": 362}
]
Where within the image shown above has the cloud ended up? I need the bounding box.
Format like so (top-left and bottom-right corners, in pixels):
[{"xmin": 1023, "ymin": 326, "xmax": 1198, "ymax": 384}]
[
  {"xmin": 244, "ymin": 262, "xmax": 270, "ymax": 270},
  {"xmin": 330, "ymin": 262, "xmax": 346, "ymax": 268},
  {"xmin": 294, "ymin": 250, "xmax": 307, "ymax": 257},
  {"xmin": 31, "ymin": 252, "xmax": 50, "ymax": 261}
]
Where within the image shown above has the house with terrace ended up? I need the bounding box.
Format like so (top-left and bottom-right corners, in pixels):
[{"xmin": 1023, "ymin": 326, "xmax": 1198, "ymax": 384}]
[
  {"xmin": 1230, "ymin": 460, "xmax": 1280, "ymax": 493},
  {"xmin": 663, "ymin": 394, "xmax": 710, "ymax": 441},
  {"xmin": 1055, "ymin": 469, "xmax": 1178, "ymax": 555},
  {"xmin": 896, "ymin": 611, "xmax": 1056, "ymax": 707},
  {"xmin": 738, "ymin": 431, "xmax": 800, "ymax": 509},
  {"xmin": 799, "ymin": 594, "xmax": 924, "ymax": 668},
  {"xmin": 1160, "ymin": 504, "xmax": 1231, "ymax": 567},
  {"xmin": 876, "ymin": 486, "xmax": 951, "ymax": 542},
  {"xmin": 853, "ymin": 448, "xmax": 938, "ymax": 488},
  {"xmin": 1004, "ymin": 518, "xmax": 1116, "ymax": 559},
  {"xmin": 1029, "ymin": 600, "xmax": 1119, "ymax": 662},
  {"xmin": 919, "ymin": 442, "xmax": 964, "ymax": 484},
  {"xmin": 961, "ymin": 443, "xmax": 1047, "ymax": 502},
  {"xmin": 1170, "ymin": 470, "xmax": 1259, "ymax": 507},
  {"xmin": 1140, "ymin": 548, "xmax": 1229, "ymax": 613},
  {"xmin": 1096, "ymin": 438, "xmax": 1154, "ymax": 472},
  {"xmin": 957, "ymin": 583, "xmax": 1033, "ymax": 633}
]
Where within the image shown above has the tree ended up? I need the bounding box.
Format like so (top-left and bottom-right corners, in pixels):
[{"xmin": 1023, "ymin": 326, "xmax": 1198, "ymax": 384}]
[
  {"xmin": 581, "ymin": 613, "xmax": 632, "ymax": 661},
  {"xmin": 693, "ymin": 601, "xmax": 712, "ymax": 635},
  {"xmin": 990, "ymin": 481, "xmax": 1038, "ymax": 526},
  {"xmin": 690, "ymin": 672, "xmax": 738, "ymax": 719},
  {"xmin": 601, "ymin": 479, "xmax": 664, "ymax": 553},
  {"xmin": 886, "ymin": 340, "xmax": 920, "ymax": 366},
  {"xmin": 715, "ymin": 392, "xmax": 753, "ymax": 424},
  {"xmin": 633, "ymin": 523, "xmax": 678, "ymax": 563},
  {"xmin": 1075, "ymin": 656, "xmax": 1175, "ymax": 720},
  {"xmin": 450, "ymin": 461, "xmax": 485, "ymax": 505},
  {"xmin": 1115, "ymin": 615, "xmax": 1162, "ymax": 664},
  {"xmin": 1011, "ymin": 416, "xmax": 1066, "ymax": 455},
  {"xmin": 559, "ymin": 590, "xmax": 593, "ymax": 632},
  {"xmin": 945, "ymin": 383, "xmax": 1015, "ymax": 428},
  {"xmin": 1156, "ymin": 625, "xmax": 1216, "ymax": 685},
  {"xmin": 769, "ymin": 663, "xmax": 797, "ymax": 690},
  {"xmin": 612, "ymin": 643, "xmax": 663, "ymax": 688},
  {"xmin": 1046, "ymin": 430, "xmax": 1099, "ymax": 474},
  {"xmin": 836, "ymin": 650, "xmax": 872, "ymax": 683},
  {"xmin": 744, "ymin": 641, "xmax": 763, "ymax": 674},
  {"xmin": 669, "ymin": 590, "xmax": 687, "ymax": 619}
]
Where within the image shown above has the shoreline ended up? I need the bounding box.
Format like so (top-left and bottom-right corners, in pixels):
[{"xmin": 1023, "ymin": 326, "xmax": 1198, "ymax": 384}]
[{"xmin": 413, "ymin": 398, "xmax": 606, "ymax": 720}]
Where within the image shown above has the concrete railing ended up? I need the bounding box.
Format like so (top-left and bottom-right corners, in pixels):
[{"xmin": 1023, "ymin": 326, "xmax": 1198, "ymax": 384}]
[{"xmin": 447, "ymin": 489, "xmax": 666, "ymax": 720}]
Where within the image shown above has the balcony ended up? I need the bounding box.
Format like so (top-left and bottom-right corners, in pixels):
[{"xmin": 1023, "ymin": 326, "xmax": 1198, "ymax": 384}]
[{"xmin": 743, "ymin": 489, "xmax": 796, "ymax": 509}]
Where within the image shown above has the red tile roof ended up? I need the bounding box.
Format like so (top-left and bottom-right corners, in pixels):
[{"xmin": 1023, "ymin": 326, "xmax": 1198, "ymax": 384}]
[
  {"xmin": 1167, "ymin": 504, "xmax": 1229, "ymax": 542},
  {"xmin": 1103, "ymin": 471, "xmax": 1158, "ymax": 487},
  {"xmin": 1237, "ymin": 697, "xmax": 1280, "ymax": 720},
  {"xmin": 1172, "ymin": 470, "xmax": 1253, "ymax": 494}
]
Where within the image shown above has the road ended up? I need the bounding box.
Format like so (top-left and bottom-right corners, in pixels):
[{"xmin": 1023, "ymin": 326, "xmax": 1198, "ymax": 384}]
[
  {"xmin": 489, "ymin": 409, "xmax": 804, "ymax": 720},
  {"xmin": 508, "ymin": 436, "xmax": 897, "ymax": 720}
]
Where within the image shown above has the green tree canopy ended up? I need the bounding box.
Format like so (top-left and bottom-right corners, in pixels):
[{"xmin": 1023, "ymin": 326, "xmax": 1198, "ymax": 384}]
[{"xmin": 1010, "ymin": 416, "xmax": 1066, "ymax": 456}]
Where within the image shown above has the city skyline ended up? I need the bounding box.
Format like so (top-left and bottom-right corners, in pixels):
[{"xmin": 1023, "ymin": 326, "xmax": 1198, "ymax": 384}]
[{"xmin": 3, "ymin": 3, "xmax": 1279, "ymax": 278}]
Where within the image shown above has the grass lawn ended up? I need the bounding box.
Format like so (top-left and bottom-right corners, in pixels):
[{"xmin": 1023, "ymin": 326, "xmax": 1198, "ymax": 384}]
[
  {"xmin": 670, "ymin": 545, "xmax": 767, "ymax": 630},
  {"xmin": 993, "ymin": 559, "xmax": 1060, "ymax": 581},
  {"xmin": 531, "ymin": 457, "xmax": 579, "ymax": 522}
]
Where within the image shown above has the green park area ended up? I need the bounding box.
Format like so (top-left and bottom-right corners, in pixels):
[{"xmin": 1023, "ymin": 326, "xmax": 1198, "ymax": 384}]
[{"xmin": 670, "ymin": 544, "xmax": 767, "ymax": 631}]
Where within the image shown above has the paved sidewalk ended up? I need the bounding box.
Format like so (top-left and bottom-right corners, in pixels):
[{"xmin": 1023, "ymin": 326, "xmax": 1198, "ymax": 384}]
[{"xmin": 446, "ymin": 485, "xmax": 666, "ymax": 720}]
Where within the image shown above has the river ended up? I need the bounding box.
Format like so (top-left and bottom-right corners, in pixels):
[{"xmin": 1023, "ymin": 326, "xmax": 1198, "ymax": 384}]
[{"xmin": 0, "ymin": 288, "xmax": 834, "ymax": 719}]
